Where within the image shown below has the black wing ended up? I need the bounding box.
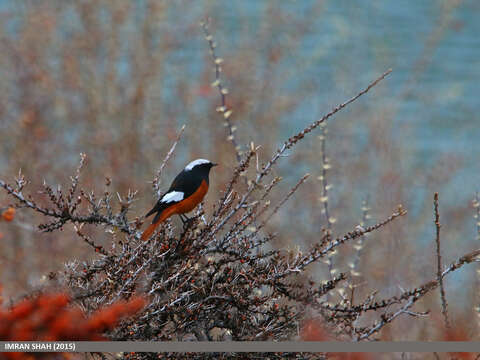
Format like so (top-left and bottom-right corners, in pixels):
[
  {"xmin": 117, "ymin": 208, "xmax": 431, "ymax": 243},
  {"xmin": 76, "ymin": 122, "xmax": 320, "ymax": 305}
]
[
  {"xmin": 166, "ymin": 169, "xmax": 202, "ymax": 198},
  {"xmin": 144, "ymin": 169, "xmax": 202, "ymax": 221},
  {"xmin": 145, "ymin": 201, "xmax": 168, "ymax": 219}
]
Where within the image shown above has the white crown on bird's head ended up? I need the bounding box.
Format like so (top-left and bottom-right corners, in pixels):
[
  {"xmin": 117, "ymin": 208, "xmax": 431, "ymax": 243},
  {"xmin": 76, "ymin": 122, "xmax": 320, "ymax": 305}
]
[{"xmin": 184, "ymin": 159, "xmax": 217, "ymax": 171}]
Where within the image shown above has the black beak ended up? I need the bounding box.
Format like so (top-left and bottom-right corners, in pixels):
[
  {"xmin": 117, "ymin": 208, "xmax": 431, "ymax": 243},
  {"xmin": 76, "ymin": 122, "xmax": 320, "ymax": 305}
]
[{"xmin": 211, "ymin": 163, "xmax": 218, "ymax": 167}]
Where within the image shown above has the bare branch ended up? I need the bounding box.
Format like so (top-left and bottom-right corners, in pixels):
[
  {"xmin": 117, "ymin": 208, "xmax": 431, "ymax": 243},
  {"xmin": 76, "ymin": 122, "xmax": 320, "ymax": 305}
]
[
  {"xmin": 152, "ymin": 125, "xmax": 186, "ymax": 198},
  {"xmin": 201, "ymin": 19, "xmax": 242, "ymax": 163},
  {"xmin": 434, "ymin": 192, "xmax": 450, "ymax": 329}
]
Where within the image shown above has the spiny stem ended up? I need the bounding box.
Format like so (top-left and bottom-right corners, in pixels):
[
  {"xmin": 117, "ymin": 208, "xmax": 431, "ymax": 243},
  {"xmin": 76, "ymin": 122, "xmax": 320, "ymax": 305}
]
[{"xmin": 434, "ymin": 192, "xmax": 450, "ymax": 329}]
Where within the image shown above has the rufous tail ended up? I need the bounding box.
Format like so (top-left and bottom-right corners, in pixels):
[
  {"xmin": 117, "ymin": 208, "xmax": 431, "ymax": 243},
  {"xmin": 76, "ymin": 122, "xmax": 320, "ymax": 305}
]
[
  {"xmin": 140, "ymin": 208, "xmax": 175, "ymax": 241},
  {"xmin": 141, "ymin": 221, "xmax": 160, "ymax": 241}
]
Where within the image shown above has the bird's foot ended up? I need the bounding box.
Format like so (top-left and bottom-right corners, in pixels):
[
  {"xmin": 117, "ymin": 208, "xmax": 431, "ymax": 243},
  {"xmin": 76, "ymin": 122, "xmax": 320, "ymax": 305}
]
[{"xmin": 180, "ymin": 214, "xmax": 195, "ymax": 229}]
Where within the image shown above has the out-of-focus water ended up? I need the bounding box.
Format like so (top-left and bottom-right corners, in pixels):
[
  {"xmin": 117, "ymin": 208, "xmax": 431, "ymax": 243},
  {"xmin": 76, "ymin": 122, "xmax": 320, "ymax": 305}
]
[{"xmin": 2, "ymin": 1, "xmax": 477, "ymax": 175}]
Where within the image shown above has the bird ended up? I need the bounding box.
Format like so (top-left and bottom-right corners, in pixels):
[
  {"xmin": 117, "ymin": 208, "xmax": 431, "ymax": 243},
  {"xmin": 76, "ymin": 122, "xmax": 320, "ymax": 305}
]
[{"xmin": 140, "ymin": 159, "xmax": 217, "ymax": 241}]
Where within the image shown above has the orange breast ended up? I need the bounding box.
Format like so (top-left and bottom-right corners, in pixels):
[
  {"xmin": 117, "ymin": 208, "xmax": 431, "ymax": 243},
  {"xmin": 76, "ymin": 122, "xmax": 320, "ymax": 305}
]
[
  {"xmin": 158, "ymin": 179, "xmax": 209, "ymax": 223},
  {"xmin": 175, "ymin": 179, "xmax": 209, "ymax": 213}
]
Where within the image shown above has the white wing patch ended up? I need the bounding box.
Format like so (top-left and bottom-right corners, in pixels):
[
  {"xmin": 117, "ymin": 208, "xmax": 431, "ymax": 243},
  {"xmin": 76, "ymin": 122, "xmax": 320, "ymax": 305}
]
[
  {"xmin": 185, "ymin": 159, "xmax": 210, "ymax": 171},
  {"xmin": 161, "ymin": 191, "xmax": 184, "ymax": 203}
]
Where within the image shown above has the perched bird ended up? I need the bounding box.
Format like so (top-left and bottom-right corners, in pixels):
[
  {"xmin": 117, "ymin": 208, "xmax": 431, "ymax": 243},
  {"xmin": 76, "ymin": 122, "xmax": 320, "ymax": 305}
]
[{"xmin": 141, "ymin": 159, "xmax": 217, "ymax": 240}]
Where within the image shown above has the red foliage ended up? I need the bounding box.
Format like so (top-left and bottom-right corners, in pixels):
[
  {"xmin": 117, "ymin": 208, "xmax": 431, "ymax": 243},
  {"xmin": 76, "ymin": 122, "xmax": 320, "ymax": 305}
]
[
  {"xmin": 300, "ymin": 318, "xmax": 330, "ymax": 341},
  {"xmin": 338, "ymin": 354, "xmax": 375, "ymax": 360},
  {"xmin": 443, "ymin": 323, "xmax": 475, "ymax": 360},
  {"xmin": 300, "ymin": 319, "xmax": 375, "ymax": 360},
  {"xmin": 0, "ymin": 290, "xmax": 145, "ymax": 359},
  {"xmin": 1, "ymin": 207, "xmax": 15, "ymax": 222}
]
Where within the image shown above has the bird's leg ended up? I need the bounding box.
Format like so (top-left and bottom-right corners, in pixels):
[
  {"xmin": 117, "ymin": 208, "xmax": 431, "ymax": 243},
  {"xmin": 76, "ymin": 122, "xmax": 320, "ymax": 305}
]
[
  {"xmin": 179, "ymin": 213, "xmax": 194, "ymax": 229},
  {"xmin": 179, "ymin": 214, "xmax": 187, "ymax": 224},
  {"xmin": 179, "ymin": 213, "xmax": 192, "ymax": 225}
]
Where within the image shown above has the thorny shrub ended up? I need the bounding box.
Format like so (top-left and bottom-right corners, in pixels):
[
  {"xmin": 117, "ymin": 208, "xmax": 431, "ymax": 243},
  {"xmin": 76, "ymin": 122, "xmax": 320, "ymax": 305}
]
[
  {"xmin": 0, "ymin": 22, "xmax": 480, "ymax": 360},
  {"xmin": 0, "ymin": 290, "xmax": 145, "ymax": 343}
]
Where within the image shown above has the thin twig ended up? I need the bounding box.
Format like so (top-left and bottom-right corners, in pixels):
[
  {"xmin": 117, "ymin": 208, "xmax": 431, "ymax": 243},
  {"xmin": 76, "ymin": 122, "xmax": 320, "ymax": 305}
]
[
  {"xmin": 356, "ymin": 248, "xmax": 480, "ymax": 340},
  {"xmin": 434, "ymin": 192, "xmax": 450, "ymax": 329},
  {"xmin": 152, "ymin": 125, "xmax": 186, "ymax": 197},
  {"xmin": 351, "ymin": 196, "xmax": 371, "ymax": 281},
  {"xmin": 319, "ymin": 123, "xmax": 334, "ymax": 231},
  {"xmin": 271, "ymin": 205, "xmax": 407, "ymax": 280},
  {"xmin": 473, "ymin": 192, "xmax": 480, "ymax": 332},
  {"xmin": 474, "ymin": 192, "xmax": 480, "ymax": 241},
  {"xmin": 260, "ymin": 173, "xmax": 310, "ymax": 228},
  {"xmin": 318, "ymin": 123, "xmax": 337, "ymax": 283},
  {"xmin": 201, "ymin": 19, "xmax": 242, "ymax": 163}
]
